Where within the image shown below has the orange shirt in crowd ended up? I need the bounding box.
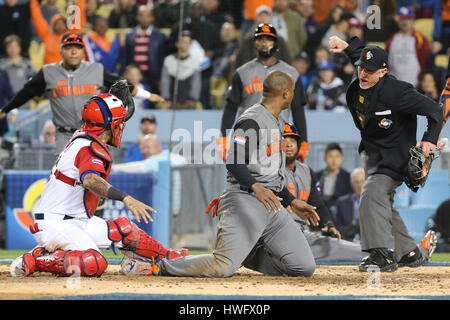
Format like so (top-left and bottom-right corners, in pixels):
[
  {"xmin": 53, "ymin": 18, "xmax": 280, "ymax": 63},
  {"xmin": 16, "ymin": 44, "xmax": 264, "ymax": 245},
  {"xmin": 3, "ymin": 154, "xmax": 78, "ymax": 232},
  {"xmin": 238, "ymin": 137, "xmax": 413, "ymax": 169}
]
[
  {"xmin": 313, "ymin": 0, "xmax": 357, "ymax": 24},
  {"xmin": 244, "ymin": 0, "xmax": 274, "ymax": 20},
  {"xmin": 30, "ymin": 0, "xmax": 86, "ymax": 64}
]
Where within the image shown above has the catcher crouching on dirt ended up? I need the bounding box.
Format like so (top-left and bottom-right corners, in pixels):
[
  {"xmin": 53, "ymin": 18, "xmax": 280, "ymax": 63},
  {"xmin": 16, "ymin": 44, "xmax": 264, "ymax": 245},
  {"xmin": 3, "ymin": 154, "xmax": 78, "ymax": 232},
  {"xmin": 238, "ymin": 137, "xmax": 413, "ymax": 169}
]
[
  {"xmin": 10, "ymin": 85, "xmax": 187, "ymax": 278},
  {"xmin": 328, "ymin": 36, "xmax": 442, "ymax": 272}
]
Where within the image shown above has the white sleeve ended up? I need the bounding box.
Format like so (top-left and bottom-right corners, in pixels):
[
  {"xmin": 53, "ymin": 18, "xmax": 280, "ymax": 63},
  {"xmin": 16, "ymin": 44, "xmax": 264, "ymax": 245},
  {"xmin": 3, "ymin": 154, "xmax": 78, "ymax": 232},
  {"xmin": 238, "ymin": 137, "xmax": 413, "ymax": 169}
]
[{"xmin": 111, "ymin": 161, "xmax": 148, "ymax": 173}]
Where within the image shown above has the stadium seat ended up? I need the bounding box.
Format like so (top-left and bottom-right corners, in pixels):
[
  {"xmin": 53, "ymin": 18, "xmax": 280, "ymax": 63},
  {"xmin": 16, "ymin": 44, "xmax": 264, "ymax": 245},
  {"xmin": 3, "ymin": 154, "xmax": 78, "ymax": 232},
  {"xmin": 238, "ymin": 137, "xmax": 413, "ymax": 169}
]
[
  {"xmin": 398, "ymin": 205, "xmax": 435, "ymax": 243},
  {"xmin": 435, "ymin": 55, "xmax": 449, "ymax": 68},
  {"xmin": 210, "ymin": 76, "xmax": 227, "ymax": 109},
  {"xmin": 414, "ymin": 18, "xmax": 433, "ymax": 42},
  {"xmin": 29, "ymin": 41, "xmax": 45, "ymax": 71},
  {"xmin": 409, "ymin": 180, "xmax": 450, "ymax": 207}
]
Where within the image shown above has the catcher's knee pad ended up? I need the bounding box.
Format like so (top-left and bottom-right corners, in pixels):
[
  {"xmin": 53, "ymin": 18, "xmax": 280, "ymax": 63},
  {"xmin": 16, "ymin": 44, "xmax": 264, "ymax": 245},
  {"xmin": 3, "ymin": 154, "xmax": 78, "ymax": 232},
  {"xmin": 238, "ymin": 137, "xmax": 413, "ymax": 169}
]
[
  {"xmin": 33, "ymin": 249, "xmax": 107, "ymax": 277},
  {"xmin": 106, "ymin": 216, "xmax": 185, "ymax": 260}
]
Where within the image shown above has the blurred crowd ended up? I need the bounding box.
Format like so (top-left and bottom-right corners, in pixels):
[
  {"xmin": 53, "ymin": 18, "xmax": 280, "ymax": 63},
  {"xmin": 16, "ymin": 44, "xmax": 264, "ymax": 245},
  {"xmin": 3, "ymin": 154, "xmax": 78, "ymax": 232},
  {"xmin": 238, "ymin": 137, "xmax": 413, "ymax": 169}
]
[{"xmin": 0, "ymin": 0, "xmax": 448, "ymax": 123}]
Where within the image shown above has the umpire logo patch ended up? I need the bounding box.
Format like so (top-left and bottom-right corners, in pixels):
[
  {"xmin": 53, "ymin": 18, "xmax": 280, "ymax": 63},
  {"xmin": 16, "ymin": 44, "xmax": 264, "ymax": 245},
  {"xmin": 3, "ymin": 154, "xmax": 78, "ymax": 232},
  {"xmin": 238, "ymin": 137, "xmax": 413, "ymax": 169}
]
[{"xmin": 378, "ymin": 118, "xmax": 392, "ymax": 129}]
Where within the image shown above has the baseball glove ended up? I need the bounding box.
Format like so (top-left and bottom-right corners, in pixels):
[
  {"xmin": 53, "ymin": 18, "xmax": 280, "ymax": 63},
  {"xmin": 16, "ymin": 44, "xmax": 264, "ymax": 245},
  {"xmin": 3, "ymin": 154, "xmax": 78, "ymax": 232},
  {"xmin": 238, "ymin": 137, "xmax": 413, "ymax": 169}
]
[
  {"xmin": 404, "ymin": 146, "xmax": 437, "ymax": 192},
  {"xmin": 108, "ymin": 80, "xmax": 135, "ymax": 122}
]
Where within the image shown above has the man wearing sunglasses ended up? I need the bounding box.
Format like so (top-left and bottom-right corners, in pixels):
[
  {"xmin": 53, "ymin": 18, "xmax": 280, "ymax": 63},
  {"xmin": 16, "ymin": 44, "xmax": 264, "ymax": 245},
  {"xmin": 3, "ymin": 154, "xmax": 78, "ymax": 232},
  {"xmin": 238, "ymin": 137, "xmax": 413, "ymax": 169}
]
[
  {"xmin": 0, "ymin": 32, "xmax": 164, "ymax": 154},
  {"xmin": 328, "ymin": 35, "xmax": 442, "ymax": 273}
]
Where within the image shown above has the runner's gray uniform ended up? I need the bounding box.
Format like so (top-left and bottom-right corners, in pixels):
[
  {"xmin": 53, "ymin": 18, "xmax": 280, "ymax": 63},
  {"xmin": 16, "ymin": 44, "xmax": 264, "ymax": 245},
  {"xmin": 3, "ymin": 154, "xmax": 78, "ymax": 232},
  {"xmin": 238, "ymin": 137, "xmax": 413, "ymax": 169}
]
[
  {"xmin": 284, "ymin": 161, "xmax": 366, "ymax": 261},
  {"xmin": 158, "ymin": 103, "xmax": 316, "ymax": 277}
]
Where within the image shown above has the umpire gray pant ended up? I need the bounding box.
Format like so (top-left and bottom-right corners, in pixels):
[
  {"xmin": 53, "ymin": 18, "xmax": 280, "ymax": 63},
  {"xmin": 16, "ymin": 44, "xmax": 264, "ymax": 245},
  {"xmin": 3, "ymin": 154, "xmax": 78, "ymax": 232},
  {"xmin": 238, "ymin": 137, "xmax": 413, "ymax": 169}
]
[
  {"xmin": 359, "ymin": 174, "xmax": 417, "ymax": 262},
  {"xmin": 158, "ymin": 190, "xmax": 316, "ymax": 277}
]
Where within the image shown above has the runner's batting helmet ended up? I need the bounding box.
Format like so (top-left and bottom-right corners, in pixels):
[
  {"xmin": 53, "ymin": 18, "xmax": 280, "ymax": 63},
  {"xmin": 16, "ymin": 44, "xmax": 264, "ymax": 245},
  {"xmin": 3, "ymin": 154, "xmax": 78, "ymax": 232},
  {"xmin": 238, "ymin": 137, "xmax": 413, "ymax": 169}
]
[{"xmin": 253, "ymin": 23, "xmax": 278, "ymax": 57}]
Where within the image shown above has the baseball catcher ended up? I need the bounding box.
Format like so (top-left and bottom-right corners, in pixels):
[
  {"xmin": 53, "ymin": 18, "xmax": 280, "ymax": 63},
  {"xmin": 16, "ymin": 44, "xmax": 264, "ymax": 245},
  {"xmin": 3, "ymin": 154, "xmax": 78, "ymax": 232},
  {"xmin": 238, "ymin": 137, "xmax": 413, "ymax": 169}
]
[{"xmin": 10, "ymin": 89, "xmax": 186, "ymax": 277}]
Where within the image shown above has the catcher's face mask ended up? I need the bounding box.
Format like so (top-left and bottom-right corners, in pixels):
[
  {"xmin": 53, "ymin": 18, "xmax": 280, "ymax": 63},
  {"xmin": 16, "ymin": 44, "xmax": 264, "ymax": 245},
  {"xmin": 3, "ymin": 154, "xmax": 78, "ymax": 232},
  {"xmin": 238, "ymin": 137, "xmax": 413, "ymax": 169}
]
[{"xmin": 82, "ymin": 93, "xmax": 127, "ymax": 148}]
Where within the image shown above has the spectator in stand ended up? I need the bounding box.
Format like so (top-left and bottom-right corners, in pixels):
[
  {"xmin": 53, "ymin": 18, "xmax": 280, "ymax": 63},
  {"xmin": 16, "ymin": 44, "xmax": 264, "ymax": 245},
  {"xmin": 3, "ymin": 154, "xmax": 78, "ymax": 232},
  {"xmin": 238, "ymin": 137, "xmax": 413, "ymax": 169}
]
[
  {"xmin": 296, "ymin": 0, "xmax": 320, "ymax": 38},
  {"xmin": 30, "ymin": 0, "xmax": 61, "ymax": 42},
  {"xmin": 320, "ymin": 12, "xmax": 353, "ymax": 50},
  {"xmin": 0, "ymin": 0, "xmax": 32, "ymax": 58},
  {"xmin": 85, "ymin": 17, "xmax": 121, "ymax": 73},
  {"xmin": 39, "ymin": 0, "xmax": 61, "ymax": 24},
  {"xmin": 316, "ymin": 142, "xmax": 352, "ymax": 216},
  {"xmin": 0, "ymin": 69, "xmax": 14, "ymax": 136},
  {"xmin": 108, "ymin": 0, "xmax": 138, "ymax": 28},
  {"xmin": 123, "ymin": 115, "xmax": 161, "ymax": 163},
  {"xmin": 291, "ymin": 51, "xmax": 315, "ymax": 90},
  {"xmin": 386, "ymin": 6, "xmax": 431, "ymax": 87},
  {"xmin": 153, "ymin": 0, "xmax": 187, "ymax": 29},
  {"xmin": 123, "ymin": 64, "xmax": 152, "ymax": 110},
  {"xmin": 417, "ymin": 72, "xmax": 441, "ymax": 102},
  {"xmin": 419, "ymin": 0, "xmax": 450, "ymax": 55},
  {"xmin": 312, "ymin": 0, "xmax": 357, "ymax": 25},
  {"xmin": 0, "ymin": 35, "xmax": 35, "ymax": 110},
  {"xmin": 203, "ymin": 0, "xmax": 227, "ymax": 30},
  {"xmin": 235, "ymin": 6, "xmax": 292, "ymax": 68},
  {"xmin": 85, "ymin": 0, "xmax": 102, "ymax": 30},
  {"xmin": 305, "ymin": 60, "xmax": 347, "ymax": 111},
  {"xmin": 347, "ymin": 16, "xmax": 364, "ymax": 42},
  {"xmin": 305, "ymin": 45, "xmax": 330, "ymax": 85},
  {"xmin": 123, "ymin": 5, "xmax": 167, "ymax": 94},
  {"xmin": 212, "ymin": 22, "xmax": 240, "ymax": 79},
  {"xmin": 161, "ymin": 30, "xmax": 201, "ymax": 110},
  {"xmin": 169, "ymin": 0, "xmax": 221, "ymax": 109},
  {"xmin": 334, "ymin": 16, "xmax": 364, "ymax": 86},
  {"xmin": 39, "ymin": 120, "xmax": 56, "ymax": 146},
  {"xmin": 303, "ymin": 3, "xmax": 343, "ymax": 59},
  {"xmin": 363, "ymin": 0, "xmax": 399, "ymax": 43},
  {"xmin": 30, "ymin": 0, "xmax": 86, "ymax": 64},
  {"xmin": 335, "ymin": 168, "xmax": 365, "ymax": 242},
  {"xmin": 272, "ymin": 0, "xmax": 308, "ymax": 59},
  {"xmin": 241, "ymin": 0, "xmax": 274, "ymax": 36}
]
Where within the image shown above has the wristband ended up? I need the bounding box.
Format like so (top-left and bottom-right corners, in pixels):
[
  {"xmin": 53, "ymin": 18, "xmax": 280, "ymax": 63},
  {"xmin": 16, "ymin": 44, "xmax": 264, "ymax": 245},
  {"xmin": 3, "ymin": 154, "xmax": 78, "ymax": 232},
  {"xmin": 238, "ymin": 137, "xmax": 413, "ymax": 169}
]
[{"xmin": 107, "ymin": 186, "xmax": 128, "ymax": 201}]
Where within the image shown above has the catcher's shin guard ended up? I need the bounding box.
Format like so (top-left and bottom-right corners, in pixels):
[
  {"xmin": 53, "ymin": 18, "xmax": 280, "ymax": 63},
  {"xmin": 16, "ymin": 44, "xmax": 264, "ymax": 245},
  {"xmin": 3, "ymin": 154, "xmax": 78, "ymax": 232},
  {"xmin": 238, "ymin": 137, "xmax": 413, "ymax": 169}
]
[
  {"xmin": 21, "ymin": 248, "xmax": 107, "ymax": 277},
  {"xmin": 106, "ymin": 216, "xmax": 188, "ymax": 261}
]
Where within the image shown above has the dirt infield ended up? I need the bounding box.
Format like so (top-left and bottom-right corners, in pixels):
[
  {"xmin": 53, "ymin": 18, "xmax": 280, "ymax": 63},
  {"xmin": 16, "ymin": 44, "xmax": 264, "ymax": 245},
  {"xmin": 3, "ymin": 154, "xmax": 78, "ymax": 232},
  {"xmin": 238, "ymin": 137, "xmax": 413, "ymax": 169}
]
[{"xmin": 1, "ymin": 264, "xmax": 450, "ymax": 299}]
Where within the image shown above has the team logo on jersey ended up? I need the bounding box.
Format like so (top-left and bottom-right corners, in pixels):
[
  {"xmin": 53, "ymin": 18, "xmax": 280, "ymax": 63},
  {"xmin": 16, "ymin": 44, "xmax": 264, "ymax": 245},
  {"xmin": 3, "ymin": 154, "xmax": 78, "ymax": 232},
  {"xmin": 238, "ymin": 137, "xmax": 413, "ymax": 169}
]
[
  {"xmin": 366, "ymin": 51, "xmax": 373, "ymax": 60},
  {"xmin": 91, "ymin": 158, "xmax": 104, "ymax": 166},
  {"xmin": 378, "ymin": 118, "xmax": 392, "ymax": 129}
]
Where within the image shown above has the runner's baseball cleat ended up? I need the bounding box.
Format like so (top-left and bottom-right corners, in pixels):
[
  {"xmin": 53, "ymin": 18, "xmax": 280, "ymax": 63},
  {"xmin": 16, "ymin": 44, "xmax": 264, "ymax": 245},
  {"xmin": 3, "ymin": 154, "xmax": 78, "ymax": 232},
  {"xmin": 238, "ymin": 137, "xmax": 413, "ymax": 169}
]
[
  {"xmin": 120, "ymin": 258, "xmax": 160, "ymax": 275},
  {"xmin": 397, "ymin": 231, "xmax": 437, "ymax": 268},
  {"xmin": 420, "ymin": 230, "xmax": 437, "ymax": 259}
]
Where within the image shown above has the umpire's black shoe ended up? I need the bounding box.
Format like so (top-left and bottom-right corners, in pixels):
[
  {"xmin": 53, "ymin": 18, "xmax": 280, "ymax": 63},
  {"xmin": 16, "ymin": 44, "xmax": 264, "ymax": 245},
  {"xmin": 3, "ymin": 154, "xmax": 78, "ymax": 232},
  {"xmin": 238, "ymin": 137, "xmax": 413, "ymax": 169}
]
[
  {"xmin": 359, "ymin": 248, "xmax": 398, "ymax": 272},
  {"xmin": 397, "ymin": 246, "xmax": 426, "ymax": 268}
]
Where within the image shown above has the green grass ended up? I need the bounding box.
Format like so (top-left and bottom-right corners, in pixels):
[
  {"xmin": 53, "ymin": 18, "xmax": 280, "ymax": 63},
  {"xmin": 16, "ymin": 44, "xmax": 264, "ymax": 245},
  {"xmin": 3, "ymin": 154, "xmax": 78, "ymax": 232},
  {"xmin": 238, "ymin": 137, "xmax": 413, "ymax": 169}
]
[{"xmin": 1, "ymin": 250, "xmax": 449, "ymax": 261}]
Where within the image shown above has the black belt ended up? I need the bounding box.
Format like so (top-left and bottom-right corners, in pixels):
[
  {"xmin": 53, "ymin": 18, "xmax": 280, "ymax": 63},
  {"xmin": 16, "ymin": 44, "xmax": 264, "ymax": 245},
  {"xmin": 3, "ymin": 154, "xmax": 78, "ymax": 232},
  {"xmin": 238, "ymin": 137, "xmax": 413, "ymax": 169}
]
[
  {"xmin": 57, "ymin": 126, "xmax": 77, "ymax": 134},
  {"xmin": 34, "ymin": 213, "xmax": 74, "ymax": 220}
]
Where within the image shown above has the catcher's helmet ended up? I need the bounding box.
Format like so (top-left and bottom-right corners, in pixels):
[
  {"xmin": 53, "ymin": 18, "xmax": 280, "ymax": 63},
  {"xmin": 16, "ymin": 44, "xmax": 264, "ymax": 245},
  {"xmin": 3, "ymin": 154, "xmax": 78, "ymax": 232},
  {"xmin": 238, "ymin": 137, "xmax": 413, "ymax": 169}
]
[{"xmin": 81, "ymin": 93, "xmax": 127, "ymax": 148}]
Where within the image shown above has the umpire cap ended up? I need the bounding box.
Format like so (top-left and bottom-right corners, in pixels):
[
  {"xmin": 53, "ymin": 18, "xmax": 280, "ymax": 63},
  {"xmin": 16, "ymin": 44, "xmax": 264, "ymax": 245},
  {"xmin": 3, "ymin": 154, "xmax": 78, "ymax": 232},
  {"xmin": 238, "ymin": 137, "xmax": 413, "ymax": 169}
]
[{"xmin": 354, "ymin": 45, "xmax": 388, "ymax": 71}]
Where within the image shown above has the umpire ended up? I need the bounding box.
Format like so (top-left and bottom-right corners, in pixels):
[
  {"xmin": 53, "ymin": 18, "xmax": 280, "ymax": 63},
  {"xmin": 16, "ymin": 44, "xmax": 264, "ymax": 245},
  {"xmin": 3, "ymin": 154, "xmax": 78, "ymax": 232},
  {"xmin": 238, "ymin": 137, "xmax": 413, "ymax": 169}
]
[{"xmin": 328, "ymin": 36, "xmax": 443, "ymax": 272}]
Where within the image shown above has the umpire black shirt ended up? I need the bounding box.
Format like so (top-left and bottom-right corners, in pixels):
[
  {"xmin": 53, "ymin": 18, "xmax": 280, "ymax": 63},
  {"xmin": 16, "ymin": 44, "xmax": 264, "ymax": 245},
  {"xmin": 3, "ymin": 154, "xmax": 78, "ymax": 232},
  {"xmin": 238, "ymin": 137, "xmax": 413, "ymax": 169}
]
[{"xmin": 344, "ymin": 37, "xmax": 443, "ymax": 181}]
